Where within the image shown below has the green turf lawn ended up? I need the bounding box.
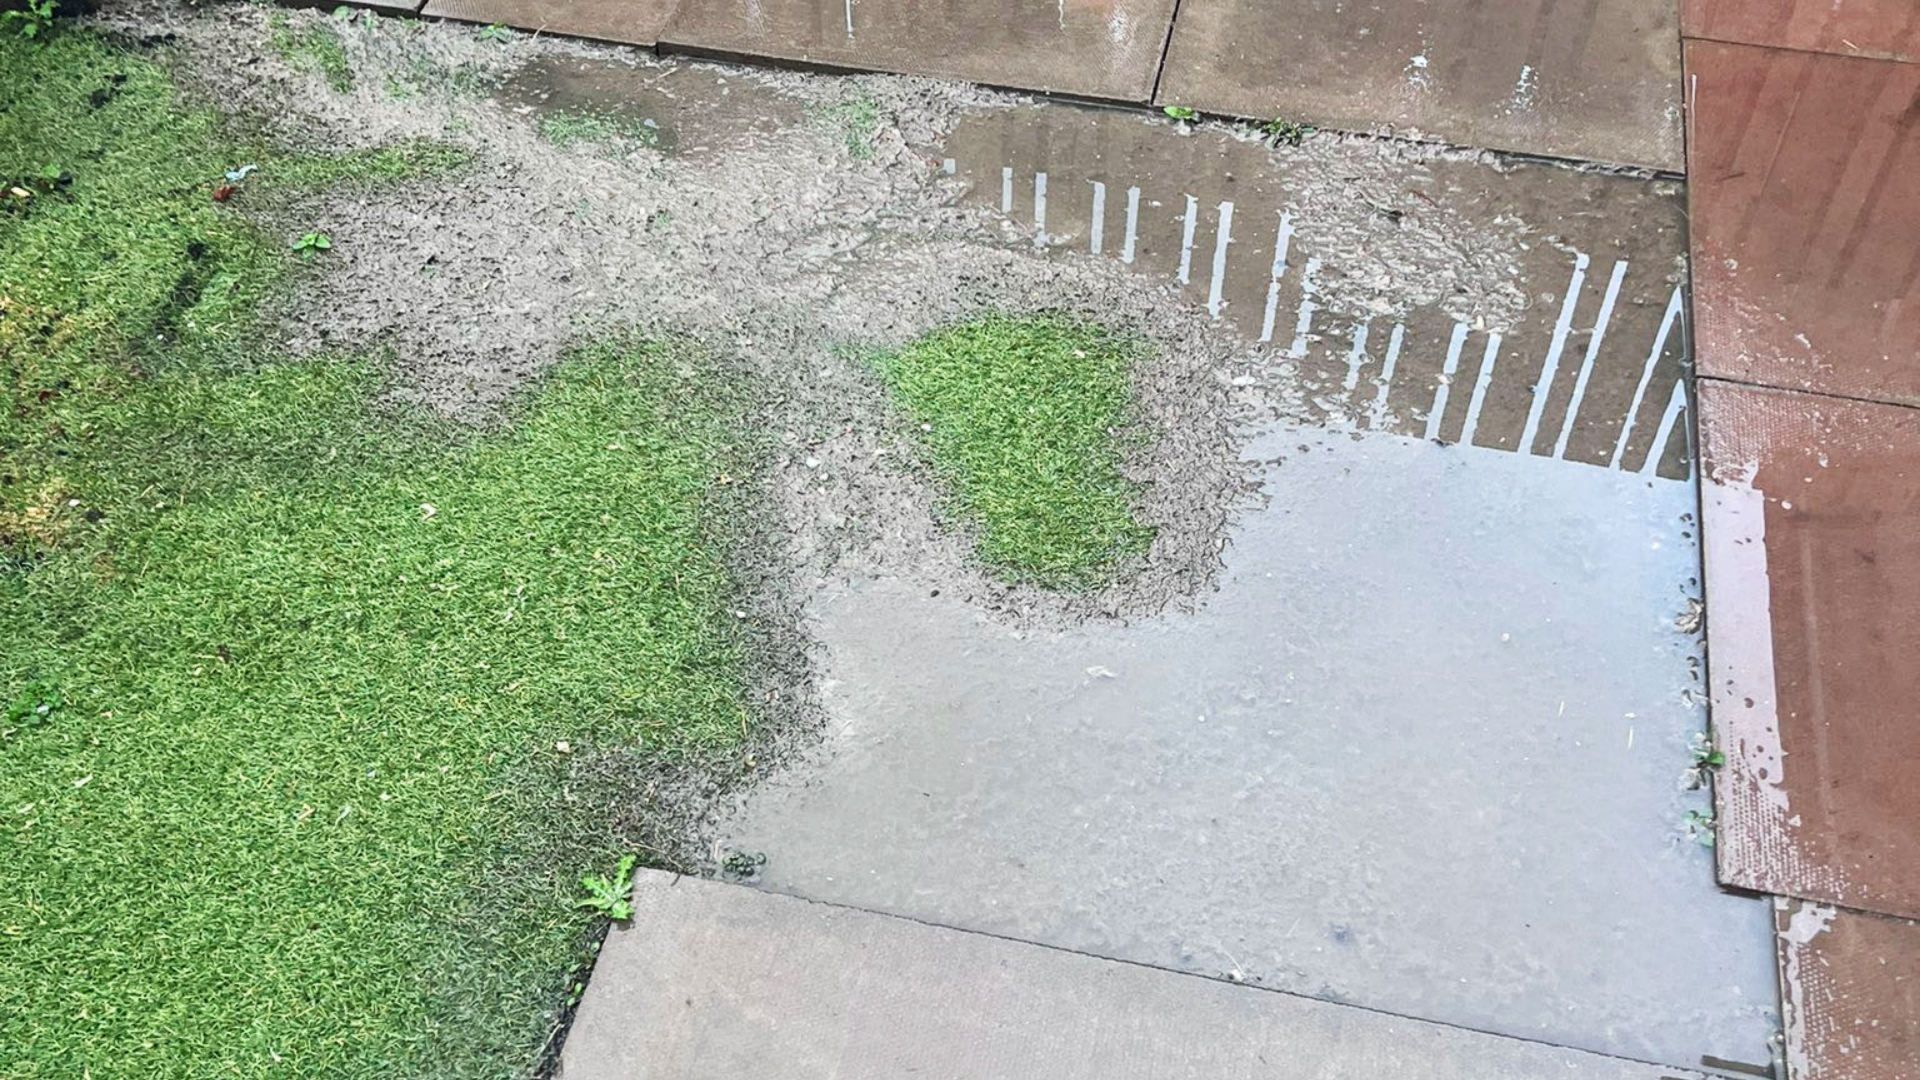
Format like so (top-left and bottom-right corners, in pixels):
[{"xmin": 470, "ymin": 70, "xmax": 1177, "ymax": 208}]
[
  {"xmin": 876, "ymin": 315, "xmax": 1155, "ymax": 589},
  {"xmin": 2, "ymin": 29, "xmax": 750, "ymax": 1079}
]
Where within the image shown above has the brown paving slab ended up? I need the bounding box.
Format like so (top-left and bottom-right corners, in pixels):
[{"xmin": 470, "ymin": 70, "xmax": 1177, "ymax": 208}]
[
  {"xmin": 1699, "ymin": 380, "xmax": 1920, "ymax": 920},
  {"xmin": 288, "ymin": 0, "xmax": 423, "ymax": 12},
  {"xmin": 1684, "ymin": 0, "xmax": 1920, "ymax": 64},
  {"xmin": 420, "ymin": 0, "xmax": 672, "ymax": 45},
  {"xmin": 1776, "ymin": 899, "xmax": 1920, "ymax": 1080},
  {"xmin": 1154, "ymin": 0, "xmax": 1683, "ymax": 170},
  {"xmin": 659, "ymin": 0, "xmax": 1177, "ymax": 101},
  {"xmin": 1687, "ymin": 41, "xmax": 1920, "ymax": 407}
]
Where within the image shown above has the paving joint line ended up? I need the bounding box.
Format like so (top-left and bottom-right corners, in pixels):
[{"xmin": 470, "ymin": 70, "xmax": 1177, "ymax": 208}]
[
  {"xmin": 1680, "ymin": 31, "xmax": 1920, "ymax": 66},
  {"xmin": 673, "ymin": 875, "xmax": 1722, "ymax": 1078},
  {"xmin": 1694, "ymin": 373, "xmax": 1920, "ymax": 416},
  {"xmin": 1146, "ymin": 0, "xmax": 1187, "ymax": 106}
]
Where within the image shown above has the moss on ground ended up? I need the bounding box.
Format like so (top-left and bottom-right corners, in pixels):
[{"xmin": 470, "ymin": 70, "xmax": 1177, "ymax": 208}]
[
  {"xmin": 875, "ymin": 315, "xmax": 1155, "ymax": 589},
  {"xmin": 2, "ymin": 28, "xmax": 750, "ymax": 1080}
]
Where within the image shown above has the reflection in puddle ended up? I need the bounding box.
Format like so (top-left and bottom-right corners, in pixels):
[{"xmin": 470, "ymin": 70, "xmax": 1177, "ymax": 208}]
[{"xmin": 928, "ymin": 103, "xmax": 1696, "ymax": 479}]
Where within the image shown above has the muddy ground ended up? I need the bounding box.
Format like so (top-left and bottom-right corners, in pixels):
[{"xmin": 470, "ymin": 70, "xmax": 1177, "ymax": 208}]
[{"xmin": 82, "ymin": 0, "xmax": 1305, "ymax": 866}]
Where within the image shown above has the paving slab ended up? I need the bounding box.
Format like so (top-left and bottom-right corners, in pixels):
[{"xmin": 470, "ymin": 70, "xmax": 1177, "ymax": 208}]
[
  {"xmin": 1775, "ymin": 899, "xmax": 1920, "ymax": 1080},
  {"xmin": 718, "ymin": 428, "xmax": 1778, "ymax": 1073},
  {"xmin": 290, "ymin": 0, "xmax": 423, "ymax": 12},
  {"xmin": 930, "ymin": 102, "xmax": 1697, "ymax": 479},
  {"xmin": 1686, "ymin": 40, "xmax": 1920, "ymax": 407},
  {"xmin": 561, "ymin": 870, "xmax": 1709, "ymax": 1080},
  {"xmin": 1154, "ymin": 0, "xmax": 1684, "ymax": 170},
  {"xmin": 659, "ymin": 0, "xmax": 1177, "ymax": 101},
  {"xmin": 1698, "ymin": 380, "xmax": 1920, "ymax": 921},
  {"xmin": 1683, "ymin": 0, "xmax": 1920, "ymax": 64},
  {"xmin": 420, "ymin": 0, "xmax": 673, "ymax": 45}
]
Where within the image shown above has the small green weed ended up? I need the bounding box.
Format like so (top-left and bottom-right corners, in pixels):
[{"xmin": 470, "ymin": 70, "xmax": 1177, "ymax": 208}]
[
  {"xmin": 291, "ymin": 230, "xmax": 332, "ymax": 255},
  {"xmin": 576, "ymin": 855, "xmax": 639, "ymax": 921},
  {"xmin": 1262, "ymin": 117, "xmax": 1315, "ymax": 146},
  {"xmin": 1683, "ymin": 809, "xmax": 1716, "ymax": 848},
  {"xmin": 479, "ymin": 21, "xmax": 513, "ymax": 42},
  {"xmin": 2, "ymin": 0, "xmax": 56, "ymax": 43},
  {"xmin": 874, "ymin": 315, "xmax": 1155, "ymax": 590},
  {"xmin": 1691, "ymin": 739, "xmax": 1726, "ymax": 770},
  {"xmin": 1683, "ymin": 732, "xmax": 1727, "ymax": 790},
  {"xmin": 1162, "ymin": 105, "xmax": 1197, "ymax": 121}
]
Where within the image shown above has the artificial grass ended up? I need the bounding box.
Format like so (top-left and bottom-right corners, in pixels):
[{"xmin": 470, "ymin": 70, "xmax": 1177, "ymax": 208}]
[
  {"xmin": 3, "ymin": 28, "xmax": 751, "ymax": 1080},
  {"xmin": 875, "ymin": 315, "xmax": 1155, "ymax": 589}
]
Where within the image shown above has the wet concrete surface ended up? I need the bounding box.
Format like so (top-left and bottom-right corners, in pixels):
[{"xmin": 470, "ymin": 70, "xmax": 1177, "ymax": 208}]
[
  {"xmin": 422, "ymin": 0, "xmax": 675, "ymax": 46},
  {"xmin": 1685, "ymin": 40, "xmax": 1920, "ymax": 409},
  {"xmin": 563, "ymin": 870, "xmax": 1715, "ymax": 1080},
  {"xmin": 931, "ymin": 103, "xmax": 1696, "ymax": 479},
  {"xmin": 1699, "ymin": 381, "xmax": 1920, "ymax": 922},
  {"xmin": 719, "ymin": 429, "xmax": 1778, "ymax": 1072},
  {"xmin": 660, "ymin": 0, "xmax": 1178, "ymax": 101},
  {"xmin": 496, "ymin": 56, "xmax": 805, "ymax": 160},
  {"xmin": 1155, "ymin": 0, "xmax": 1684, "ymax": 171}
]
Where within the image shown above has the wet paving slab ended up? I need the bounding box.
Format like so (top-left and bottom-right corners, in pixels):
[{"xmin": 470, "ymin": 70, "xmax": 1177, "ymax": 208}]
[
  {"xmin": 1155, "ymin": 0, "xmax": 1685, "ymax": 171},
  {"xmin": 1774, "ymin": 899, "xmax": 1920, "ymax": 1080},
  {"xmin": 1685, "ymin": 40, "xmax": 1920, "ymax": 408},
  {"xmin": 422, "ymin": 0, "xmax": 676, "ymax": 46},
  {"xmin": 1683, "ymin": 0, "xmax": 1920, "ymax": 64},
  {"xmin": 660, "ymin": 0, "xmax": 1177, "ymax": 101},
  {"xmin": 929, "ymin": 103, "xmax": 1695, "ymax": 479},
  {"xmin": 1698, "ymin": 381, "xmax": 1920, "ymax": 922},
  {"xmin": 719, "ymin": 430, "xmax": 1778, "ymax": 1072}
]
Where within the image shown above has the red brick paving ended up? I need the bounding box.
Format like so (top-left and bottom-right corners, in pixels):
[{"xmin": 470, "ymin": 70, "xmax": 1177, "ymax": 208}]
[
  {"xmin": 1697, "ymin": 381, "xmax": 1920, "ymax": 921},
  {"xmin": 1684, "ymin": 0, "xmax": 1920, "ymax": 63},
  {"xmin": 1686, "ymin": 40, "xmax": 1920, "ymax": 408},
  {"xmin": 1687, "ymin": 6, "xmax": 1920, "ymax": 1072},
  {"xmin": 1775, "ymin": 899, "xmax": 1920, "ymax": 1080}
]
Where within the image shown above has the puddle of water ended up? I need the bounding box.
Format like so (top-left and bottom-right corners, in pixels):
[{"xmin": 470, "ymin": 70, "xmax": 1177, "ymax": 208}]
[
  {"xmin": 495, "ymin": 57, "xmax": 805, "ymax": 161},
  {"xmin": 926, "ymin": 104, "xmax": 1696, "ymax": 480},
  {"xmin": 721, "ymin": 426, "xmax": 1774, "ymax": 1071}
]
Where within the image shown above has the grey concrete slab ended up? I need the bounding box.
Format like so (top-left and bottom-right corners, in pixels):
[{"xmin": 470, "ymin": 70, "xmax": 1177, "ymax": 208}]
[
  {"xmin": 931, "ymin": 103, "xmax": 1696, "ymax": 481},
  {"xmin": 562, "ymin": 870, "xmax": 1709, "ymax": 1079},
  {"xmin": 718, "ymin": 429, "xmax": 1780, "ymax": 1074},
  {"xmin": 660, "ymin": 0, "xmax": 1178, "ymax": 101},
  {"xmin": 1156, "ymin": 0, "xmax": 1685, "ymax": 171}
]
